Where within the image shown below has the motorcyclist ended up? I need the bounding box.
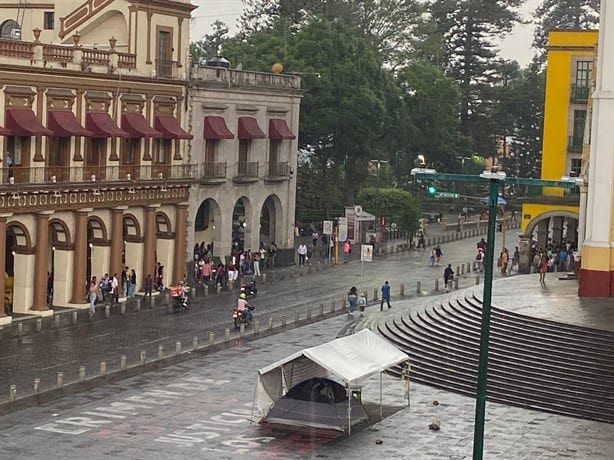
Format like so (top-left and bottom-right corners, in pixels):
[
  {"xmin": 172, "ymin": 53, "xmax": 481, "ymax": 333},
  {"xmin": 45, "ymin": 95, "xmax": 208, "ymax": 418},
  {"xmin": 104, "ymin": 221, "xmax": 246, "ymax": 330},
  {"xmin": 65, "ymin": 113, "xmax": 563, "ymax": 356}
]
[
  {"xmin": 237, "ymin": 292, "xmax": 253, "ymax": 322},
  {"xmin": 177, "ymin": 280, "xmax": 188, "ymax": 308}
]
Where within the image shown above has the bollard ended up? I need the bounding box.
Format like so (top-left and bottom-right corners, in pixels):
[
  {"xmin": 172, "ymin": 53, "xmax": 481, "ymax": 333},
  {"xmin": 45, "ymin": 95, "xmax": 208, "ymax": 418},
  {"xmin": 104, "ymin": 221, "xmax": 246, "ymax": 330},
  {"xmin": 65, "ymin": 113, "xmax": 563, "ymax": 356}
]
[
  {"xmin": 105, "ymin": 304, "xmax": 110, "ymax": 318},
  {"xmin": 268, "ymin": 317, "xmax": 273, "ymax": 330},
  {"xmin": 72, "ymin": 311, "xmax": 78, "ymax": 324},
  {"xmin": 475, "ymin": 275, "xmax": 480, "ymax": 285},
  {"xmin": 120, "ymin": 355, "xmax": 127, "ymax": 370},
  {"xmin": 120, "ymin": 303, "xmax": 126, "ymax": 315},
  {"xmin": 36, "ymin": 318, "xmax": 42, "ymax": 333},
  {"xmin": 204, "ymin": 285, "xmax": 209, "ymax": 297},
  {"xmin": 254, "ymin": 320, "xmax": 260, "ymax": 334},
  {"xmin": 454, "ymin": 278, "xmax": 459, "ymax": 290},
  {"xmin": 416, "ymin": 281, "xmax": 421, "ymax": 293},
  {"xmin": 456, "ymin": 266, "xmax": 461, "ymax": 277},
  {"xmin": 56, "ymin": 372, "xmax": 64, "ymax": 388},
  {"xmin": 17, "ymin": 322, "xmax": 23, "ymax": 337},
  {"xmin": 342, "ymin": 298, "xmax": 347, "ymax": 310},
  {"xmin": 373, "ymin": 287, "xmax": 378, "ymax": 302},
  {"xmin": 281, "ymin": 315, "xmax": 287, "ymax": 327},
  {"xmin": 435, "ymin": 279, "xmax": 439, "ymax": 291},
  {"xmin": 239, "ymin": 324, "xmax": 245, "ymax": 337},
  {"xmin": 100, "ymin": 362, "xmax": 107, "ymax": 376},
  {"xmin": 192, "ymin": 337, "xmax": 199, "ymax": 350},
  {"xmin": 140, "ymin": 350, "xmax": 146, "ymax": 364},
  {"xmin": 295, "ymin": 310, "xmax": 299, "ymax": 323},
  {"xmin": 331, "ymin": 301, "xmax": 336, "ymax": 313},
  {"xmin": 400, "ymin": 283, "xmax": 405, "ymax": 296},
  {"xmin": 175, "ymin": 341, "xmax": 182, "ymax": 355},
  {"xmin": 158, "ymin": 344, "xmax": 164, "ymax": 359},
  {"xmin": 461, "ymin": 264, "xmax": 465, "ymax": 275},
  {"xmin": 34, "ymin": 378, "xmax": 40, "ymax": 393},
  {"xmin": 54, "ymin": 314, "xmax": 61, "ymax": 328},
  {"xmin": 262, "ymin": 273, "xmax": 267, "ymax": 283},
  {"xmin": 134, "ymin": 298, "xmax": 141, "ymax": 312},
  {"xmin": 9, "ymin": 385, "xmax": 16, "ymax": 402},
  {"xmin": 467, "ymin": 262, "xmax": 471, "ymax": 273},
  {"xmin": 216, "ymin": 284, "xmax": 222, "ymax": 294},
  {"xmin": 208, "ymin": 332, "xmax": 215, "ymax": 346},
  {"xmin": 319, "ymin": 304, "xmax": 324, "ymax": 316},
  {"xmin": 307, "ymin": 307, "xmax": 312, "ymax": 321}
]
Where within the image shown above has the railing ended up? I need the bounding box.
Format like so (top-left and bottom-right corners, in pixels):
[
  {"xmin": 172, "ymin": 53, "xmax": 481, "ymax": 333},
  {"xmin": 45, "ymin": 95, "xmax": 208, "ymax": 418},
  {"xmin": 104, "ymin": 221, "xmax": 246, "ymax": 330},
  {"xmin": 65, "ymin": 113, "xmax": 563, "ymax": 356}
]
[
  {"xmin": 0, "ymin": 164, "xmax": 198, "ymax": 185},
  {"xmin": 237, "ymin": 161, "xmax": 258, "ymax": 177},
  {"xmin": 192, "ymin": 66, "xmax": 301, "ymax": 90},
  {"xmin": 117, "ymin": 52, "xmax": 136, "ymax": 69},
  {"xmin": 82, "ymin": 48, "xmax": 110, "ymax": 66},
  {"xmin": 570, "ymin": 83, "xmax": 590, "ymax": 102},
  {"xmin": 43, "ymin": 44, "xmax": 73, "ymax": 63},
  {"xmin": 156, "ymin": 59, "xmax": 176, "ymax": 78},
  {"xmin": 268, "ymin": 161, "xmax": 291, "ymax": 177},
  {"xmin": 567, "ymin": 135, "xmax": 583, "ymax": 152},
  {"xmin": 200, "ymin": 162, "xmax": 227, "ymax": 179},
  {"xmin": 0, "ymin": 38, "xmax": 33, "ymax": 58}
]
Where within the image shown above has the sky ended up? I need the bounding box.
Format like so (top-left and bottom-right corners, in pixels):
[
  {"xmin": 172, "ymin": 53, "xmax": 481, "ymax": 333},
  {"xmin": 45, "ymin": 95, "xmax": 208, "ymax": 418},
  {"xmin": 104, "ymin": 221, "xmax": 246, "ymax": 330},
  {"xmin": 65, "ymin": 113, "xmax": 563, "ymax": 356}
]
[{"xmin": 190, "ymin": 0, "xmax": 542, "ymax": 68}]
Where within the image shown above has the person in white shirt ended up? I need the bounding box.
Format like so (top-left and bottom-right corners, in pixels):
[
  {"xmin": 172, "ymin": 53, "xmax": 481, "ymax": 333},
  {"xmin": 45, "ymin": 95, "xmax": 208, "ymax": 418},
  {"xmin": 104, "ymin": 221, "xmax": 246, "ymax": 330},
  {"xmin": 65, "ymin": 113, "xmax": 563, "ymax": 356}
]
[
  {"xmin": 111, "ymin": 273, "xmax": 119, "ymax": 304},
  {"xmin": 297, "ymin": 242, "xmax": 308, "ymax": 266}
]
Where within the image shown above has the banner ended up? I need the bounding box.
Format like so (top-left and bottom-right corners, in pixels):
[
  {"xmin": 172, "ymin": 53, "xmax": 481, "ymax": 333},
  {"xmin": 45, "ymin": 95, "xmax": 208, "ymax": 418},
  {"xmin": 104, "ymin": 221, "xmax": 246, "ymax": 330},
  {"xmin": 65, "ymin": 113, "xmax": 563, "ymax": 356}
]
[
  {"xmin": 338, "ymin": 217, "xmax": 348, "ymax": 242},
  {"xmin": 323, "ymin": 220, "xmax": 333, "ymax": 235},
  {"xmin": 361, "ymin": 244, "xmax": 373, "ymax": 262}
]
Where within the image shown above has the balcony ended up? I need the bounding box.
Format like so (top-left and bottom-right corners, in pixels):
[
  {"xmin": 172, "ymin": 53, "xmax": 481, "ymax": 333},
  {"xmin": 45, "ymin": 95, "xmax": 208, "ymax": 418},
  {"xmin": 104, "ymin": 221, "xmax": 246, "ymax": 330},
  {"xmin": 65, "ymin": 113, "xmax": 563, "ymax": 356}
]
[
  {"xmin": 199, "ymin": 162, "xmax": 227, "ymax": 185},
  {"xmin": 0, "ymin": 37, "xmax": 137, "ymax": 73},
  {"xmin": 567, "ymin": 135, "xmax": 583, "ymax": 153},
  {"xmin": 570, "ymin": 83, "xmax": 590, "ymax": 103},
  {"xmin": 155, "ymin": 59, "xmax": 177, "ymax": 78},
  {"xmin": 0, "ymin": 164, "xmax": 197, "ymax": 186},
  {"xmin": 233, "ymin": 161, "xmax": 259, "ymax": 184},
  {"xmin": 265, "ymin": 161, "xmax": 292, "ymax": 183},
  {"xmin": 191, "ymin": 66, "xmax": 301, "ymax": 90}
]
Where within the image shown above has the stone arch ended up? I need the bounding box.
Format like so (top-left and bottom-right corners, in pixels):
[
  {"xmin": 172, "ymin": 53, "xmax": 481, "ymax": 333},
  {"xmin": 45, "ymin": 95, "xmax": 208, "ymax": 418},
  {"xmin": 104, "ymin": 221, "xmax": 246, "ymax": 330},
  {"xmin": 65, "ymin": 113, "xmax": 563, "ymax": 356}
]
[
  {"xmin": 5, "ymin": 222, "xmax": 33, "ymax": 313},
  {"xmin": 260, "ymin": 194, "xmax": 283, "ymax": 245},
  {"xmin": 155, "ymin": 211, "xmax": 172, "ymax": 236},
  {"xmin": 193, "ymin": 198, "xmax": 221, "ymax": 256},
  {"xmin": 0, "ymin": 20, "xmax": 20, "ymax": 39},
  {"xmin": 523, "ymin": 210, "xmax": 579, "ymax": 239},
  {"xmin": 49, "ymin": 219, "xmax": 72, "ymax": 247},
  {"xmin": 88, "ymin": 216, "xmax": 108, "ymax": 242},
  {"xmin": 123, "ymin": 214, "xmax": 141, "ymax": 241},
  {"xmin": 232, "ymin": 196, "xmax": 253, "ymax": 249},
  {"xmin": 6, "ymin": 221, "xmax": 32, "ymax": 250}
]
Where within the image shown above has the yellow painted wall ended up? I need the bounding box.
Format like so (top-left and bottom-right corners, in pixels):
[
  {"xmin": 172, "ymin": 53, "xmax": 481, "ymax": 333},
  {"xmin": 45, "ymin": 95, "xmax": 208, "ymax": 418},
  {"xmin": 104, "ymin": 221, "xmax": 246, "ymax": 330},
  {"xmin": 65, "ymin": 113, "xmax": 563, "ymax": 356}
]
[
  {"xmin": 541, "ymin": 31, "xmax": 598, "ymax": 181},
  {"xmin": 521, "ymin": 203, "xmax": 579, "ymax": 234}
]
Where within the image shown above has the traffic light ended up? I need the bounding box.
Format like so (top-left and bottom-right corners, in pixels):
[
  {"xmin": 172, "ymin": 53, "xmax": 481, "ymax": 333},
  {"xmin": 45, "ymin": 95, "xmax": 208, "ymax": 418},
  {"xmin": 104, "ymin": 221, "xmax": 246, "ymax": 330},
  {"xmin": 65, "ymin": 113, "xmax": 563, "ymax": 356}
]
[{"xmin": 427, "ymin": 185, "xmax": 437, "ymax": 195}]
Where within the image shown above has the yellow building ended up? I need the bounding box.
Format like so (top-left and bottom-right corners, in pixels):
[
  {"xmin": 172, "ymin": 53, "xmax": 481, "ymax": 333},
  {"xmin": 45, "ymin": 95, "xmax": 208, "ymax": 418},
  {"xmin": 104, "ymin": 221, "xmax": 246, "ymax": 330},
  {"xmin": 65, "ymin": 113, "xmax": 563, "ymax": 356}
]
[{"xmin": 519, "ymin": 30, "xmax": 597, "ymax": 272}]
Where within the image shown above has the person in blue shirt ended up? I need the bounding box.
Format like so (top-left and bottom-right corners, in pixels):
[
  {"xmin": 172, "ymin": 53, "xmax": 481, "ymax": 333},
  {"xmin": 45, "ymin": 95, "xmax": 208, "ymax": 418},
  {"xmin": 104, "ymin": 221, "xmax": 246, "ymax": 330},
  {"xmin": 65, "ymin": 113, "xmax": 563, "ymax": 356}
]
[{"xmin": 380, "ymin": 280, "xmax": 391, "ymax": 311}]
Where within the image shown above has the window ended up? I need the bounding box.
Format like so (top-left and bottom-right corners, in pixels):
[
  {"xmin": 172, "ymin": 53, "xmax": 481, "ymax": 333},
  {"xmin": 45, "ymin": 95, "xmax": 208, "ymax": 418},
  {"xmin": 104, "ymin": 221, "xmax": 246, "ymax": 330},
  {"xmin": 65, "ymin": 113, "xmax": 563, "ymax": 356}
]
[
  {"xmin": 47, "ymin": 137, "xmax": 71, "ymax": 181},
  {"xmin": 120, "ymin": 138, "xmax": 140, "ymax": 178},
  {"xmin": 43, "ymin": 12, "xmax": 54, "ymax": 30},
  {"xmin": 156, "ymin": 29, "xmax": 173, "ymax": 77},
  {"xmin": 238, "ymin": 140, "xmax": 249, "ymax": 175},
  {"xmin": 570, "ymin": 158, "xmax": 582, "ymax": 176},
  {"xmin": 85, "ymin": 138, "xmax": 106, "ymax": 179},
  {"xmin": 203, "ymin": 140, "xmax": 216, "ymax": 177},
  {"xmin": 571, "ymin": 110, "xmax": 586, "ymax": 148},
  {"xmin": 269, "ymin": 140, "xmax": 280, "ymax": 175},
  {"xmin": 153, "ymin": 139, "xmax": 171, "ymax": 164}
]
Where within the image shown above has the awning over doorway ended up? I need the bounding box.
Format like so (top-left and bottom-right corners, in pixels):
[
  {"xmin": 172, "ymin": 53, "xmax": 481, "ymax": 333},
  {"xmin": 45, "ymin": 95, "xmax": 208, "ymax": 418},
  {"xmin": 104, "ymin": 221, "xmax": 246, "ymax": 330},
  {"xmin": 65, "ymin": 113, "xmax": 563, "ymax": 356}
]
[
  {"xmin": 0, "ymin": 124, "xmax": 9, "ymax": 136},
  {"xmin": 121, "ymin": 112, "xmax": 163, "ymax": 138},
  {"xmin": 4, "ymin": 108, "xmax": 53, "ymax": 136},
  {"xmin": 204, "ymin": 116, "xmax": 234, "ymax": 139},
  {"xmin": 47, "ymin": 110, "xmax": 93, "ymax": 137},
  {"xmin": 154, "ymin": 115, "xmax": 193, "ymax": 139},
  {"xmin": 238, "ymin": 116, "xmax": 266, "ymax": 139},
  {"xmin": 269, "ymin": 118, "xmax": 296, "ymax": 140},
  {"xmin": 86, "ymin": 112, "xmax": 129, "ymax": 138}
]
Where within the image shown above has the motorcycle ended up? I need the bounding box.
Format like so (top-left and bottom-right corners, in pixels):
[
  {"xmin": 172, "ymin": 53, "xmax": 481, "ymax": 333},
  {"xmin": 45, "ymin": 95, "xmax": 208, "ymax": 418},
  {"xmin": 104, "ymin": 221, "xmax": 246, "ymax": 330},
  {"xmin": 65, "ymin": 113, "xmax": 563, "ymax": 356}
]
[
  {"xmin": 240, "ymin": 278, "xmax": 257, "ymax": 297},
  {"xmin": 233, "ymin": 305, "xmax": 255, "ymax": 328},
  {"xmin": 170, "ymin": 285, "xmax": 189, "ymax": 312}
]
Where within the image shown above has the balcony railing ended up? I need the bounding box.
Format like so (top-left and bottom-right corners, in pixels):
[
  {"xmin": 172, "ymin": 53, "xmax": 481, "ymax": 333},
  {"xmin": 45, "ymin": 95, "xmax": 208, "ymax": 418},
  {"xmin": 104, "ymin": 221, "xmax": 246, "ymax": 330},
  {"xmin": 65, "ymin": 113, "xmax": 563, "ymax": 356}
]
[
  {"xmin": 0, "ymin": 38, "xmax": 33, "ymax": 58},
  {"xmin": 237, "ymin": 161, "xmax": 258, "ymax": 177},
  {"xmin": 570, "ymin": 83, "xmax": 590, "ymax": 102},
  {"xmin": 192, "ymin": 66, "xmax": 301, "ymax": 90},
  {"xmin": 268, "ymin": 161, "xmax": 291, "ymax": 177},
  {"xmin": 0, "ymin": 164, "xmax": 197, "ymax": 185},
  {"xmin": 568, "ymin": 135, "xmax": 583, "ymax": 152},
  {"xmin": 43, "ymin": 44, "xmax": 73, "ymax": 63},
  {"xmin": 200, "ymin": 162, "xmax": 227, "ymax": 179},
  {"xmin": 156, "ymin": 59, "xmax": 177, "ymax": 78}
]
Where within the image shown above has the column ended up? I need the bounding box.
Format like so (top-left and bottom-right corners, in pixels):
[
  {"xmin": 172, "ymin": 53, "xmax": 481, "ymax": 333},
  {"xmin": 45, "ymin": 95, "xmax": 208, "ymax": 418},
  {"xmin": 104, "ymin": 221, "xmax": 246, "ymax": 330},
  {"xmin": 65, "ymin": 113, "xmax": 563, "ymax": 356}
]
[
  {"xmin": 517, "ymin": 236, "xmax": 532, "ymax": 274},
  {"xmin": 32, "ymin": 211, "xmax": 52, "ymax": 311},
  {"xmin": 551, "ymin": 216, "xmax": 564, "ymax": 246},
  {"xmin": 109, "ymin": 207, "xmax": 125, "ymax": 277},
  {"xmin": 71, "ymin": 209, "xmax": 89, "ymax": 304},
  {"xmin": 535, "ymin": 219, "xmax": 549, "ymax": 251},
  {"xmin": 0, "ymin": 216, "xmax": 7, "ymax": 318},
  {"xmin": 142, "ymin": 205, "xmax": 157, "ymax": 288},
  {"xmin": 173, "ymin": 203, "xmax": 188, "ymax": 284},
  {"xmin": 580, "ymin": 1, "xmax": 614, "ymax": 296}
]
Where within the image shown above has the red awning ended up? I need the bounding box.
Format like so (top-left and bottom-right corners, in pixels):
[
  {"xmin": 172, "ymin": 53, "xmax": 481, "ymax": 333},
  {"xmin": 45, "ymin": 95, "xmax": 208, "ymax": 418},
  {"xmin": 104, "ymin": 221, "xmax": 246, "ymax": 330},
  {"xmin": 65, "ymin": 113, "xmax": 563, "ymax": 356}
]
[
  {"xmin": 121, "ymin": 112, "xmax": 162, "ymax": 138},
  {"xmin": 238, "ymin": 116, "xmax": 266, "ymax": 139},
  {"xmin": 269, "ymin": 118, "xmax": 296, "ymax": 140},
  {"xmin": 204, "ymin": 116, "xmax": 234, "ymax": 140},
  {"xmin": 0, "ymin": 124, "xmax": 9, "ymax": 136},
  {"xmin": 5, "ymin": 108, "xmax": 53, "ymax": 136},
  {"xmin": 86, "ymin": 112, "xmax": 129, "ymax": 138},
  {"xmin": 47, "ymin": 110, "xmax": 93, "ymax": 137},
  {"xmin": 155, "ymin": 115, "xmax": 193, "ymax": 139}
]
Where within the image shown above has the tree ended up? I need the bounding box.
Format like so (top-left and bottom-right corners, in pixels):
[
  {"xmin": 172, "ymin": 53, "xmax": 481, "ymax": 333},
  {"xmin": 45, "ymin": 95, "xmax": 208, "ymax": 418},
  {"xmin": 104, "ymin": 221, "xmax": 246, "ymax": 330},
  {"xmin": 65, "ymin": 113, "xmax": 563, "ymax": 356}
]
[
  {"xmin": 429, "ymin": 0, "xmax": 523, "ymax": 157},
  {"xmin": 190, "ymin": 20, "xmax": 230, "ymax": 65},
  {"xmin": 533, "ymin": 0, "xmax": 600, "ymax": 61},
  {"xmin": 356, "ymin": 187, "xmax": 421, "ymax": 236}
]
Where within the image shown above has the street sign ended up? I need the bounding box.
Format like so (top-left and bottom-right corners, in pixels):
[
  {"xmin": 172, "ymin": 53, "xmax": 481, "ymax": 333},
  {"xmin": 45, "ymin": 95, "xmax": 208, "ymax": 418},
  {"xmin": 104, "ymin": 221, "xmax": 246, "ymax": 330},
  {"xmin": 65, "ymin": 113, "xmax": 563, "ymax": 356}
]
[
  {"xmin": 323, "ymin": 220, "xmax": 333, "ymax": 235},
  {"xmin": 436, "ymin": 192, "xmax": 460, "ymax": 199},
  {"xmin": 361, "ymin": 244, "xmax": 373, "ymax": 262}
]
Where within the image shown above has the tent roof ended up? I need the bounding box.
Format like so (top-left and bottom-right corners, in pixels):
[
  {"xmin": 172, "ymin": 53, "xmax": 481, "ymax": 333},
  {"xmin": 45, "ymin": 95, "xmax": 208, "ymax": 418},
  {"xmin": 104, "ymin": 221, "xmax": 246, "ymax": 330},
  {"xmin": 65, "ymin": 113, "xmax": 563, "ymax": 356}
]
[{"xmin": 258, "ymin": 329, "xmax": 407, "ymax": 386}]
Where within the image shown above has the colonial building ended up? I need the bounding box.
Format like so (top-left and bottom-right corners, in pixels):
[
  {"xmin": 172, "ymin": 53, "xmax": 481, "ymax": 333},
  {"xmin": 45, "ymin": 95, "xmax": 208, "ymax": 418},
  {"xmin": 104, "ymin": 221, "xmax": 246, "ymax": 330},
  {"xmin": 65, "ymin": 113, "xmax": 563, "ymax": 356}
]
[
  {"xmin": 188, "ymin": 64, "xmax": 302, "ymax": 265},
  {"xmin": 0, "ymin": 0, "xmax": 196, "ymax": 324}
]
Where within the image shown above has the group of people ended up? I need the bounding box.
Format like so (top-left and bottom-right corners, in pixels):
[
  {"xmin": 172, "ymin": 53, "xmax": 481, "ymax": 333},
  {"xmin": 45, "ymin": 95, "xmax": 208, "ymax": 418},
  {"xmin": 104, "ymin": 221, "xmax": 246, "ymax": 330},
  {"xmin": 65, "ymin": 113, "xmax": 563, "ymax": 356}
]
[
  {"xmin": 86, "ymin": 268, "xmax": 136, "ymax": 314},
  {"xmin": 346, "ymin": 281, "xmax": 392, "ymax": 316}
]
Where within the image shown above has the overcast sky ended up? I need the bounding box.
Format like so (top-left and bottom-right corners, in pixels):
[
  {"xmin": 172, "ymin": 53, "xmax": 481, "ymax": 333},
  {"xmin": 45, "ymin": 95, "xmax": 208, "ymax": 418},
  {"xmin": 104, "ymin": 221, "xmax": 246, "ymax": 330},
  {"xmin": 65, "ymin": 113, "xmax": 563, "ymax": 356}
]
[{"xmin": 190, "ymin": 0, "xmax": 541, "ymax": 68}]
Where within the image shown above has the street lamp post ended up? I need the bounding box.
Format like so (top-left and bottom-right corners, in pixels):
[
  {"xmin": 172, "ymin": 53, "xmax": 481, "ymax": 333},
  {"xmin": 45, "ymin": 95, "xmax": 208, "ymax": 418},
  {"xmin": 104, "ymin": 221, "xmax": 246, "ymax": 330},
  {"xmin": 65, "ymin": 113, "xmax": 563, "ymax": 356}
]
[{"xmin": 370, "ymin": 160, "xmax": 388, "ymax": 242}]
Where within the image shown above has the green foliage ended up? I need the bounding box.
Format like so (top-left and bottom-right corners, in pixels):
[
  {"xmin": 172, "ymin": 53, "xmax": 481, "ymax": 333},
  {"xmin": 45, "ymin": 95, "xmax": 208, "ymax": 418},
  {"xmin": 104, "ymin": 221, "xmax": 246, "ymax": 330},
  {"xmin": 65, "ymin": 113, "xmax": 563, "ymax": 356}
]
[
  {"xmin": 356, "ymin": 187, "xmax": 421, "ymax": 234},
  {"xmin": 190, "ymin": 20, "xmax": 230, "ymax": 64}
]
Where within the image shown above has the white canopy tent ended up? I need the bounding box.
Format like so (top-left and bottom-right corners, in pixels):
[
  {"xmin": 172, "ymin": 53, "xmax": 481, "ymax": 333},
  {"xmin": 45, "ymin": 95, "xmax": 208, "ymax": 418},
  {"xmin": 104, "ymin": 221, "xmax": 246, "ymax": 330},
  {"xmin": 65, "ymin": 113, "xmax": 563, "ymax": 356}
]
[{"xmin": 253, "ymin": 329, "xmax": 409, "ymax": 434}]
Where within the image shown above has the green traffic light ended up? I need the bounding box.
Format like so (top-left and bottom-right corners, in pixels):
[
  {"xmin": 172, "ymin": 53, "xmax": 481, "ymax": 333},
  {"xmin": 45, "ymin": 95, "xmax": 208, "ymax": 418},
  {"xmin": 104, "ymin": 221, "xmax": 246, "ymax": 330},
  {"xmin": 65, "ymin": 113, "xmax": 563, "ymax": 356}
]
[{"xmin": 427, "ymin": 185, "xmax": 436, "ymax": 194}]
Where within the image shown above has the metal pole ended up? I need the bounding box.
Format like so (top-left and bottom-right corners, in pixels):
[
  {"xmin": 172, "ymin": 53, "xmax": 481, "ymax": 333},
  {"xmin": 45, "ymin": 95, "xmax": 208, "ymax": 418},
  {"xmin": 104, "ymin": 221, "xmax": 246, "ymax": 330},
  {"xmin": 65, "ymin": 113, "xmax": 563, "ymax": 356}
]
[{"xmin": 472, "ymin": 178, "xmax": 499, "ymax": 460}]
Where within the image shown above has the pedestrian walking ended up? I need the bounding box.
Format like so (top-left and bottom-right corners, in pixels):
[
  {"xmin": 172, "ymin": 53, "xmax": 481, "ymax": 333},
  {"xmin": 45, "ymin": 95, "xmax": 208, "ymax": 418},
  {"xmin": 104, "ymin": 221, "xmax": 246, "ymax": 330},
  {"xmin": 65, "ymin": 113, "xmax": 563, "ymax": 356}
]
[
  {"xmin": 380, "ymin": 280, "xmax": 391, "ymax": 311},
  {"xmin": 297, "ymin": 242, "xmax": 307, "ymax": 266},
  {"xmin": 128, "ymin": 269, "xmax": 137, "ymax": 298},
  {"xmin": 111, "ymin": 273, "xmax": 119, "ymax": 304},
  {"xmin": 358, "ymin": 292, "xmax": 367, "ymax": 317},
  {"xmin": 539, "ymin": 256, "xmax": 548, "ymax": 287},
  {"xmin": 88, "ymin": 276, "xmax": 98, "ymax": 314},
  {"xmin": 347, "ymin": 286, "xmax": 358, "ymax": 316},
  {"xmin": 144, "ymin": 274, "xmax": 153, "ymax": 297},
  {"xmin": 435, "ymin": 245, "xmax": 442, "ymax": 265},
  {"xmin": 343, "ymin": 240, "xmax": 351, "ymax": 263},
  {"xmin": 444, "ymin": 264, "xmax": 455, "ymax": 292}
]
